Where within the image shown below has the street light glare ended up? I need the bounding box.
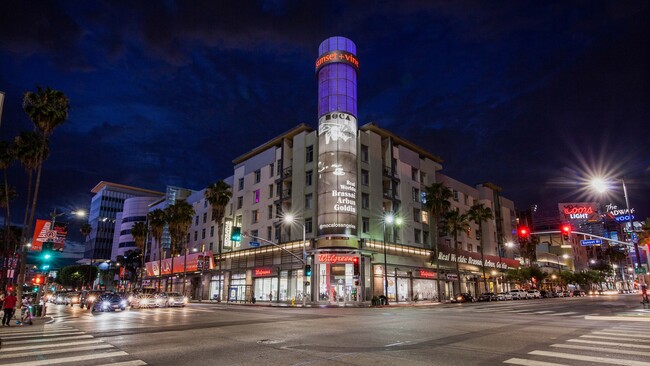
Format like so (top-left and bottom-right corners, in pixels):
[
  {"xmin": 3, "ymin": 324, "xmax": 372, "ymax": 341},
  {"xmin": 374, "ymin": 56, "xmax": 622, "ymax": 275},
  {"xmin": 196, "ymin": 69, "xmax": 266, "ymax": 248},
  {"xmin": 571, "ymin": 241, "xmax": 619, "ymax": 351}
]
[
  {"xmin": 590, "ymin": 178, "xmax": 608, "ymax": 193},
  {"xmin": 284, "ymin": 214, "xmax": 294, "ymax": 223},
  {"xmin": 73, "ymin": 209, "xmax": 87, "ymax": 217},
  {"xmin": 385, "ymin": 213, "xmax": 394, "ymax": 224}
]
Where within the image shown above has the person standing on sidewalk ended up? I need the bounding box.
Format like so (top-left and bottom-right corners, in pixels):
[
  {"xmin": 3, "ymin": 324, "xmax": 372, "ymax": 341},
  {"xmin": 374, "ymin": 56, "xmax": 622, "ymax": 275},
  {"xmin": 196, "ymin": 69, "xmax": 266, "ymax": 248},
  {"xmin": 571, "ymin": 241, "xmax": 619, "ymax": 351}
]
[{"xmin": 2, "ymin": 291, "xmax": 17, "ymax": 326}]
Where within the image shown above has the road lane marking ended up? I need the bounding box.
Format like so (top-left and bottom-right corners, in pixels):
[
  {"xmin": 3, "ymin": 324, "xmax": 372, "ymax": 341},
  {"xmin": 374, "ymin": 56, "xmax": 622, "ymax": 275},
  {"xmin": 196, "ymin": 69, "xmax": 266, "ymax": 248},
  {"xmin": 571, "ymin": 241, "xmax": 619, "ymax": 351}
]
[
  {"xmin": 384, "ymin": 341, "xmax": 411, "ymax": 347},
  {"xmin": 528, "ymin": 350, "xmax": 650, "ymax": 365},
  {"xmin": 0, "ymin": 327, "xmax": 74, "ymax": 334},
  {"xmin": 96, "ymin": 361, "xmax": 148, "ymax": 366},
  {"xmin": 503, "ymin": 358, "xmax": 569, "ymax": 365},
  {"xmin": 580, "ymin": 335, "xmax": 650, "ymax": 343},
  {"xmin": 506, "ymin": 310, "xmax": 530, "ymax": 313},
  {"xmin": 567, "ymin": 338, "xmax": 650, "ymax": 349},
  {"xmin": 1, "ymin": 339, "xmax": 103, "ymax": 351},
  {"xmin": 548, "ymin": 312, "xmax": 577, "ymax": 316},
  {"xmin": 0, "ymin": 344, "xmax": 114, "ymax": 359},
  {"xmin": 1, "ymin": 335, "xmax": 94, "ymax": 345},
  {"xmin": 592, "ymin": 331, "xmax": 650, "ymax": 339},
  {"xmin": 552, "ymin": 343, "xmax": 650, "ymax": 357},
  {"xmin": 0, "ymin": 351, "xmax": 129, "ymax": 366},
  {"xmin": 0, "ymin": 331, "xmax": 85, "ymax": 340},
  {"xmin": 0, "ymin": 329, "xmax": 80, "ymax": 336},
  {"xmin": 532, "ymin": 311, "xmax": 554, "ymax": 314}
]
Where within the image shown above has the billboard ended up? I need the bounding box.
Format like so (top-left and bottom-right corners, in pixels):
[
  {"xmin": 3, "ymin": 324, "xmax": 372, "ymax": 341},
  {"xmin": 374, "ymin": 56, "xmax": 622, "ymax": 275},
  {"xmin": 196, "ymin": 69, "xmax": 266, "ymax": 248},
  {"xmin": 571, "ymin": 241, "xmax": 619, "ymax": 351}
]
[
  {"xmin": 317, "ymin": 111, "xmax": 357, "ymax": 237},
  {"xmin": 558, "ymin": 202, "xmax": 599, "ymax": 223},
  {"xmin": 31, "ymin": 219, "xmax": 68, "ymax": 251},
  {"xmin": 144, "ymin": 251, "xmax": 214, "ymax": 277}
]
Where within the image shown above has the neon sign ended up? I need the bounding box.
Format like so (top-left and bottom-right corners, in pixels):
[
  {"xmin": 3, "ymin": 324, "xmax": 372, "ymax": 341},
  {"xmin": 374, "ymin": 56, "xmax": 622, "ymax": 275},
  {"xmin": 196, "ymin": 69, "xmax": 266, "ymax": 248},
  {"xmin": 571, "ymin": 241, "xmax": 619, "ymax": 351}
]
[
  {"xmin": 559, "ymin": 202, "xmax": 599, "ymax": 222},
  {"xmin": 315, "ymin": 50, "xmax": 359, "ymax": 73},
  {"xmin": 253, "ymin": 268, "xmax": 273, "ymax": 277},
  {"xmin": 418, "ymin": 270, "xmax": 436, "ymax": 279},
  {"xmin": 318, "ymin": 254, "xmax": 358, "ymax": 264}
]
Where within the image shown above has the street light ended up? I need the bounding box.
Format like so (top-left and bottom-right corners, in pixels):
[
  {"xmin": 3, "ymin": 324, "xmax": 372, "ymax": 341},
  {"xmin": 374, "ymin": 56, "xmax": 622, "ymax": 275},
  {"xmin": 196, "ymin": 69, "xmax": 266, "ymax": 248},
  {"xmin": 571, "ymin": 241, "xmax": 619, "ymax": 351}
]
[
  {"xmin": 382, "ymin": 213, "xmax": 403, "ymax": 305},
  {"xmin": 284, "ymin": 214, "xmax": 308, "ymax": 307}
]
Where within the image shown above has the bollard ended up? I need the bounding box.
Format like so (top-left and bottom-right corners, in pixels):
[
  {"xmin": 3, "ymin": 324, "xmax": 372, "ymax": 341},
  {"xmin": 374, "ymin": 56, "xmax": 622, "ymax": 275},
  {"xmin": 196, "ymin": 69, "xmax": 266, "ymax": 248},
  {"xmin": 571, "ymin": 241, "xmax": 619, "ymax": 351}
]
[{"xmin": 291, "ymin": 298, "xmax": 295, "ymax": 307}]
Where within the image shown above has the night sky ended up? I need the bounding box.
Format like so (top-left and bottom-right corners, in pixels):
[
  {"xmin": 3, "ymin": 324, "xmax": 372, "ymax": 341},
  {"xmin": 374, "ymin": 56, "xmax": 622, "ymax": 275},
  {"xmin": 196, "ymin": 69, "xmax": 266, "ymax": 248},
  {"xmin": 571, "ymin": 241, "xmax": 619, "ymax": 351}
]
[{"xmin": 1, "ymin": 1, "xmax": 649, "ymax": 262}]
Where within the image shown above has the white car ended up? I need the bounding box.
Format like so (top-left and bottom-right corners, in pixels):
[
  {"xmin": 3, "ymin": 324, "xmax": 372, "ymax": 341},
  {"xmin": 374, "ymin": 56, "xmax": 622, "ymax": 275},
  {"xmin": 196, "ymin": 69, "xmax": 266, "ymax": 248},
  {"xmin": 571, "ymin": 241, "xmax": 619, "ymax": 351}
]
[
  {"xmin": 527, "ymin": 290, "xmax": 542, "ymax": 299},
  {"xmin": 496, "ymin": 292, "xmax": 513, "ymax": 301},
  {"xmin": 509, "ymin": 289, "xmax": 528, "ymax": 300}
]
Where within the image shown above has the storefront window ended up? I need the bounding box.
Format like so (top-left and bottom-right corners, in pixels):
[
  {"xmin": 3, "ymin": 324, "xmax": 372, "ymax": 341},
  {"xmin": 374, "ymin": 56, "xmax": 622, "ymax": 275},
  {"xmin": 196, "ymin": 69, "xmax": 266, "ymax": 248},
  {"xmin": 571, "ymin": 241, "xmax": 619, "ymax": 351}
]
[
  {"xmin": 227, "ymin": 273, "xmax": 248, "ymax": 302},
  {"xmin": 254, "ymin": 277, "xmax": 278, "ymax": 302}
]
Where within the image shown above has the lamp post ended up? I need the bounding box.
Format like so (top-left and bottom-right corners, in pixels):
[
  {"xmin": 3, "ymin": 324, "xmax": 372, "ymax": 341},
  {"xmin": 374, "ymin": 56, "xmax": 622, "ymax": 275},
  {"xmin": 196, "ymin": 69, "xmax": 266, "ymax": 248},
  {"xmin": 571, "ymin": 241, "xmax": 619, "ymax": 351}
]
[
  {"xmin": 382, "ymin": 213, "xmax": 402, "ymax": 305},
  {"xmin": 284, "ymin": 214, "xmax": 308, "ymax": 307}
]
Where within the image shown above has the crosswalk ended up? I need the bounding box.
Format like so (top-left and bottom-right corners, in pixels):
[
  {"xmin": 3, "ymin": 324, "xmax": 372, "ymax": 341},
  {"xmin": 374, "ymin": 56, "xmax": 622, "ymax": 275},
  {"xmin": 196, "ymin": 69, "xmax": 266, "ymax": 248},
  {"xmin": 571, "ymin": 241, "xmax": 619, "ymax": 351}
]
[
  {"xmin": 0, "ymin": 325, "xmax": 146, "ymax": 365},
  {"xmin": 50, "ymin": 305, "xmax": 218, "ymax": 325},
  {"xmin": 503, "ymin": 323, "xmax": 650, "ymax": 365},
  {"xmin": 452, "ymin": 301, "xmax": 584, "ymax": 318}
]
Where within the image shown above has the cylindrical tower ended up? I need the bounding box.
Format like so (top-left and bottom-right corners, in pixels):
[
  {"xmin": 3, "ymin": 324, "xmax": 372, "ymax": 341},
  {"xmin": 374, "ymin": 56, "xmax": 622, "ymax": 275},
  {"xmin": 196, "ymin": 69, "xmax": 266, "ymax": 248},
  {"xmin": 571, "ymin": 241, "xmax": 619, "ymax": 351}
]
[{"xmin": 315, "ymin": 36, "xmax": 359, "ymax": 238}]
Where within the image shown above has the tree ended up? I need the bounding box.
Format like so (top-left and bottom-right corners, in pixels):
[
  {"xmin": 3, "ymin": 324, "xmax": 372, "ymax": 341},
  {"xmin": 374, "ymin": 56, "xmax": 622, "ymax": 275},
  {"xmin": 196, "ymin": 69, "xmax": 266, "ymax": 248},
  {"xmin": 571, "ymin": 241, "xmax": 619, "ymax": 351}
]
[
  {"xmin": 164, "ymin": 200, "xmax": 195, "ymax": 294},
  {"xmin": 423, "ymin": 182, "xmax": 452, "ymax": 301},
  {"xmin": 148, "ymin": 209, "xmax": 167, "ymax": 291},
  {"xmin": 79, "ymin": 223, "xmax": 93, "ymax": 288},
  {"xmin": 130, "ymin": 221, "xmax": 148, "ymax": 289},
  {"xmin": 55, "ymin": 265, "xmax": 97, "ymax": 289},
  {"xmin": 558, "ymin": 270, "xmax": 575, "ymax": 291},
  {"xmin": 0, "ymin": 141, "xmax": 15, "ymax": 286},
  {"xmin": 443, "ymin": 208, "xmax": 470, "ymax": 294},
  {"xmin": 467, "ymin": 203, "xmax": 494, "ymax": 293},
  {"xmin": 204, "ymin": 180, "xmax": 232, "ymax": 301}
]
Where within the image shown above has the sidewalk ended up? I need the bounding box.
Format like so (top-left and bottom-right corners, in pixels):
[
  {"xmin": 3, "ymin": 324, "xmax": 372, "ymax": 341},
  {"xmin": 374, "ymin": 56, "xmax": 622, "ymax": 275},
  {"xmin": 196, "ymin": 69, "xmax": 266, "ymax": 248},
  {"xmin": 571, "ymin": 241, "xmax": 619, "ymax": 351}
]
[{"xmin": 190, "ymin": 299, "xmax": 446, "ymax": 308}]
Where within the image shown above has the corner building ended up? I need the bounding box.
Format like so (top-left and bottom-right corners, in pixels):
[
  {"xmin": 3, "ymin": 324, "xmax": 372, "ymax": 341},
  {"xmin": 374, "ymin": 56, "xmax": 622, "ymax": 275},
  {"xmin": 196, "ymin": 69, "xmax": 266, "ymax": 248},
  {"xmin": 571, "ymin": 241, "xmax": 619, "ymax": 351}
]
[{"xmin": 202, "ymin": 37, "xmax": 518, "ymax": 304}]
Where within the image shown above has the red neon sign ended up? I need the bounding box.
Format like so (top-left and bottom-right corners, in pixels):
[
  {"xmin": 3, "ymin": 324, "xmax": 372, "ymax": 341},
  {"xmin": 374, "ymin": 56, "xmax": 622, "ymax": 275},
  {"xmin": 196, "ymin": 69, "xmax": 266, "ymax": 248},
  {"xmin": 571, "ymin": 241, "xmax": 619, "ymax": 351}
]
[
  {"xmin": 318, "ymin": 254, "xmax": 358, "ymax": 264},
  {"xmin": 563, "ymin": 206, "xmax": 593, "ymax": 215},
  {"xmin": 419, "ymin": 270, "xmax": 436, "ymax": 279},
  {"xmin": 254, "ymin": 268, "xmax": 272, "ymax": 276}
]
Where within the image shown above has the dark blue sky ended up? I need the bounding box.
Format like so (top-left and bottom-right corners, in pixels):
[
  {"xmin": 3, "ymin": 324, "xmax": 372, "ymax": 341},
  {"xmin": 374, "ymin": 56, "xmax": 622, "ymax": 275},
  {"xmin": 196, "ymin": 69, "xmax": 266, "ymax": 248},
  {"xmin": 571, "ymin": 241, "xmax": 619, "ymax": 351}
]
[{"xmin": 1, "ymin": 1, "xmax": 649, "ymax": 258}]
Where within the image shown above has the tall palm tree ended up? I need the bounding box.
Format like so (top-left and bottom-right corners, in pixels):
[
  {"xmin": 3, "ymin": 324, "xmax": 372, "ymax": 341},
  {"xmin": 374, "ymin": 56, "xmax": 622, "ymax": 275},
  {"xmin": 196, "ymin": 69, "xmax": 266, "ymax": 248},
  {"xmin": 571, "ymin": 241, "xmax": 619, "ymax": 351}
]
[
  {"xmin": 165, "ymin": 200, "xmax": 195, "ymax": 295},
  {"xmin": 467, "ymin": 203, "xmax": 494, "ymax": 293},
  {"xmin": 0, "ymin": 182, "xmax": 16, "ymax": 289},
  {"xmin": 443, "ymin": 208, "xmax": 470, "ymax": 294},
  {"xmin": 130, "ymin": 221, "xmax": 148, "ymax": 289},
  {"xmin": 79, "ymin": 223, "xmax": 93, "ymax": 288},
  {"xmin": 424, "ymin": 182, "xmax": 453, "ymax": 301},
  {"xmin": 204, "ymin": 180, "xmax": 232, "ymax": 302},
  {"xmin": 148, "ymin": 209, "xmax": 167, "ymax": 291},
  {"xmin": 0, "ymin": 141, "xmax": 15, "ymax": 239}
]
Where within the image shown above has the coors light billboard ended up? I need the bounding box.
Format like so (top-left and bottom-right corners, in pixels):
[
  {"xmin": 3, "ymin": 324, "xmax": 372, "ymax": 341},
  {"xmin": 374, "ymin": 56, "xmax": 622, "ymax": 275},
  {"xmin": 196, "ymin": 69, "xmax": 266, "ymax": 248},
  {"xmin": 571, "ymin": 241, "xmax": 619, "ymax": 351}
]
[
  {"xmin": 317, "ymin": 111, "xmax": 357, "ymax": 237},
  {"xmin": 559, "ymin": 202, "xmax": 600, "ymax": 223}
]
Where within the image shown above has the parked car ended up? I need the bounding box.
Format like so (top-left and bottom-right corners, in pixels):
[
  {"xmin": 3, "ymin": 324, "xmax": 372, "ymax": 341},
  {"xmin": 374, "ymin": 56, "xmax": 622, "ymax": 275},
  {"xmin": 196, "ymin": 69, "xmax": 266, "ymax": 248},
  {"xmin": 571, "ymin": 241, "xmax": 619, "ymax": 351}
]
[
  {"xmin": 155, "ymin": 292, "xmax": 188, "ymax": 307},
  {"xmin": 451, "ymin": 293, "xmax": 475, "ymax": 303},
  {"xmin": 80, "ymin": 290, "xmax": 104, "ymax": 309},
  {"xmin": 130, "ymin": 293, "xmax": 159, "ymax": 309},
  {"xmin": 562, "ymin": 291, "xmax": 571, "ymax": 297},
  {"xmin": 477, "ymin": 292, "xmax": 497, "ymax": 302},
  {"xmin": 496, "ymin": 292, "xmax": 513, "ymax": 301},
  {"xmin": 509, "ymin": 289, "xmax": 527, "ymax": 300},
  {"xmin": 91, "ymin": 293, "xmax": 128, "ymax": 312},
  {"xmin": 527, "ymin": 290, "xmax": 542, "ymax": 299}
]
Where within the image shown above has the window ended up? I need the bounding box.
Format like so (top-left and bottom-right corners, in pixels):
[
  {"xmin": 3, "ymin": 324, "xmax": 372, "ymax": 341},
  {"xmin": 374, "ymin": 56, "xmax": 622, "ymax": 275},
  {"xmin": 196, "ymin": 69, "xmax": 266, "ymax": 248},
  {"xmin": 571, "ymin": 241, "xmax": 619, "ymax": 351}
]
[
  {"xmin": 420, "ymin": 171, "xmax": 426, "ymax": 184},
  {"xmin": 252, "ymin": 210, "xmax": 259, "ymax": 224},
  {"xmin": 421, "ymin": 211, "xmax": 429, "ymax": 224},
  {"xmin": 412, "ymin": 188, "xmax": 420, "ymax": 202},
  {"xmin": 275, "ymin": 204, "xmax": 282, "ymax": 217},
  {"xmin": 267, "ymin": 205, "xmax": 273, "ymax": 219},
  {"xmin": 306, "ymin": 170, "xmax": 313, "ymax": 186},
  {"xmin": 201, "ymin": 228, "xmax": 206, "ymax": 239},
  {"xmin": 204, "ymin": 200, "xmax": 208, "ymax": 208},
  {"xmin": 305, "ymin": 218, "xmax": 313, "ymax": 234},
  {"xmin": 277, "ymin": 160, "xmax": 281, "ymax": 175},
  {"xmin": 361, "ymin": 144, "xmax": 369, "ymax": 162},
  {"xmin": 254, "ymin": 169, "xmax": 261, "ymax": 183},
  {"xmin": 423, "ymin": 231, "xmax": 429, "ymax": 246},
  {"xmin": 268, "ymin": 184, "xmax": 273, "ymax": 198},
  {"xmin": 251, "ymin": 229, "xmax": 258, "ymax": 238},
  {"xmin": 453, "ymin": 190, "xmax": 459, "ymax": 201},
  {"xmin": 411, "ymin": 167, "xmax": 418, "ymax": 181},
  {"xmin": 267, "ymin": 226, "xmax": 272, "ymax": 241},
  {"xmin": 235, "ymin": 215, "xmax": 242, "ymax": 226},
  {"xmin": 274, "ymin": 224, "xmax": 281, "ymax": 241},
  {"xmin": 276, "ymin": 182, "xmax": 281, "ymax": 196},
  {"xmin": 238, "ymin": 177, "xmax": 244, "ymax": 190},
  {"xmin": 237, "ymin": 196, "xmax": 243, "ymax": 209},
  {"xmin": 361, "ymin": 169, "xmax": 369, "ymax": 186},
  {"xmin": 195, "ymin": 216, "xmax": 199, "ymax": 225},
  {"xmin": 414, "ymin": 229, "xmax": 422, "ymax": 244},
  {"xmin": 209, "ymin": 242, "xmax": 213, "ymax": 251},
  {"xmin": 253, "ymin": 189, "xmax": 260, "ymax": 204},
  {"xmin": 413, "ymin": 208, "xmax": 421, "ymax": 223},
  {"xmin": 467, "ymin": 244, "xmax": 473, "ymax": 252},
  {"xmin": 362, "ymin": 217, "xmax": 370, "ymax": 233},
  {"xmin": 361, "ymin": 193, "xmax": 369, "ymax": 210},
  {"xmin": 306, "ymin": 145, "xmax": 314, "ymax": 163},
  {"xmin": 203, "ymin": 212, "xmax": 207, "ymax": 224},
  {"xmin": 194, "ymin": 231, "xmax": 198, "ymax": 241},
  {"xmin": 464, "ymin": 194, "xmax": 468, "ymax": 206},
  {"xmin": 305, "ymin": 194, "xmax": 313, "ymax": 210},
  {"xmin": 269, "ymin": 163, "xmax": 274, "ymax": 177},
  {"xmin": 210, "ymin": 226, "xmax": 214, "ymax": 237}
]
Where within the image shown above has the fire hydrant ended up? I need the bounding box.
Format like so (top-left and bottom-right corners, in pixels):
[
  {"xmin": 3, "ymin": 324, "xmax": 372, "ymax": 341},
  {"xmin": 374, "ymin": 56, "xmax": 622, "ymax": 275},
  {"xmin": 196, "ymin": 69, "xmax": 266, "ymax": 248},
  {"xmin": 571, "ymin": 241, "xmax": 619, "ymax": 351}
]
[{"xmin": 291, "ymin": 298, "xmax": 295, "ymax": 307}]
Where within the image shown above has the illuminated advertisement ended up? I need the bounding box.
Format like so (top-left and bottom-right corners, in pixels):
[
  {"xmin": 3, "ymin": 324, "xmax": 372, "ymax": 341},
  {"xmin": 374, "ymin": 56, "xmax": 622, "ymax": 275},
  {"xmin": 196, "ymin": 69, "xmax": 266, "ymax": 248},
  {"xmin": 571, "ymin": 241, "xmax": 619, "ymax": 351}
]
[
  {"xmin": 223, "ymin": 217, "xmax": 233, "ymax": 249},
  {"xmin": 315, "ymin": 50, "xmax": 359, "ymax": 73},
  {"xmin": 317, "ymin": 111, "xmax": 357, "ymax": 237},
  {"xmin": 558, "ymin": 202, "xmax": 599, "ymax": 222},
  {"xmin": 605, "ymin": 203, "xmax": 635, "ymax": 222},
  {"xmin": 31, "ymin": 219, "xmax": 68, "ymax": 251},
  {"xmin": 145, "ymin": 251, "xmax": 214, "ymax": 276}
]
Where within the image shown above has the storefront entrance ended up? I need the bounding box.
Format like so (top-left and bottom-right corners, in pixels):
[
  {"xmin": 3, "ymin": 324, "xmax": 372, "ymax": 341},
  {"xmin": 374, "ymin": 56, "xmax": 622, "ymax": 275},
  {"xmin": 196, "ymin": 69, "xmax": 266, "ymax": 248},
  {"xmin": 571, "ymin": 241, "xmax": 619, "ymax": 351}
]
[{"xmin": 316, "ymin": 253, "xmax": 360, "ymax": 305}]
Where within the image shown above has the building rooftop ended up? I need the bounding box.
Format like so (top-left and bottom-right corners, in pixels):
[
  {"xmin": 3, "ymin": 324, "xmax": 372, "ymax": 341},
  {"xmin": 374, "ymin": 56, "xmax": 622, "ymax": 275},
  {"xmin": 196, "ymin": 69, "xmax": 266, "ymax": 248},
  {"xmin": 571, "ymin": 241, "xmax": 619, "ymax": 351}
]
[{"xmin": 91, "ymin": 181, "xmax": 165, "ymax": 196}]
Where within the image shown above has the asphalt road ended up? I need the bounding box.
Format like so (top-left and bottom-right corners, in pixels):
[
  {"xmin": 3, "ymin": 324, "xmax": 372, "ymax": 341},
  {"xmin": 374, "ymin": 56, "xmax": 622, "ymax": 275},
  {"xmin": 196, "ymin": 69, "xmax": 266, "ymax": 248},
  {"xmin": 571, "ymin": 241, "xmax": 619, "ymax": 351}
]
[{"xmin": 2, "ymin": 293, "xmax": 649, "ymax": 366}]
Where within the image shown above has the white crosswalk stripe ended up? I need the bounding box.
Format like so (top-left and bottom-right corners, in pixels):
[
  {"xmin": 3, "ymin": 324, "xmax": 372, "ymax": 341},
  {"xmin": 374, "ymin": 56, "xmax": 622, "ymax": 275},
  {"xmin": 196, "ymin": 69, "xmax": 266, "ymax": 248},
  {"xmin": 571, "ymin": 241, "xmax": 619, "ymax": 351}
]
[
  {"xmin": 463, "ymin": 302, "xmax": 585, "ymax": 317},
  {"xmin": 503, "ymin": 325, "xmax": 650, "ymax": 366},
  {"xmin": 0, "ymin": 325, "xmax": 147, "ymax": 365}
]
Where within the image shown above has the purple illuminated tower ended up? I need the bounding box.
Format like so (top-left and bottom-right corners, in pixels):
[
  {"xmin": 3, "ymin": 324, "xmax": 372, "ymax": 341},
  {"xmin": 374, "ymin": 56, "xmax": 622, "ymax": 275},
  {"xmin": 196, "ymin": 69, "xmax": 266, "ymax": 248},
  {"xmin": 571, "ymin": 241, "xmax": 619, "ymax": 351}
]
[{"xmin": 316, "ymin": 37, "xmax": 359, "ymax": 238}]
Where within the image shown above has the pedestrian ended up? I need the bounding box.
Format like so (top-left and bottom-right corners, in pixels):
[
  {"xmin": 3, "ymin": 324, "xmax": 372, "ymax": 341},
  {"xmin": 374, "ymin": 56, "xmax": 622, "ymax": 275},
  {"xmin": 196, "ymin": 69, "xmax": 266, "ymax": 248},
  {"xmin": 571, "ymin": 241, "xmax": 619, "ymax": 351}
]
[
  {"xmin": 2, "ymin": 291, "xmax": 17, "ymax": 326},
  {"xmin": 251, "ymin": 290, "xmax": 256, "ymax": 304}
]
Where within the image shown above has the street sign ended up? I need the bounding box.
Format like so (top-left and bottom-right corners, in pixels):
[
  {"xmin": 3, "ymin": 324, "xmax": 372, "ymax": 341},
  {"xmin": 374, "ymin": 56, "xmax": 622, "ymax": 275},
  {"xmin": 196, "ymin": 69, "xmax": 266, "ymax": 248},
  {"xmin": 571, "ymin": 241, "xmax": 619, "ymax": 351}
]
[
  {"xmin": 635, "ymin": 267, "xmax": 647, "ymax": 274},
  {"xmin": 580, "ymin": 239, "xmax": 603, "ymax": 246},
  {"xmin": 249, "ymin": 241, "xmax": 260, "ymax": 248}
]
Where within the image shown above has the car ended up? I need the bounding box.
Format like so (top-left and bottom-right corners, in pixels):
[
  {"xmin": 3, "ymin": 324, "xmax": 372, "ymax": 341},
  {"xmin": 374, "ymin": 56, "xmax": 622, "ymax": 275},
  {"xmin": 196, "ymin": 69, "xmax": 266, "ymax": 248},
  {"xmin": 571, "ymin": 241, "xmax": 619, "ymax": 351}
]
[
  {"xmin": 80, "ymin": 290, "xmax": 104, "ymax": 309},
  {"xmin": 477, "ymin": 292, "xmax": 497, "ymax": 302},
  {"xmin": 65, "ymin": 292, "xmax": 81, "ymax": 306},
  {"xmin": 155, "ymin": 292, "xmax": 188, "ymax": 307},
  {"xmin": 572, "ymin": 290, "xmax": 586, "ymax": 297},
  {"xmin": 527, "ymin": 290, "xmax": 541, "ymax": 299},
  {"xmin": 496, "ymin": 292, "xmax": 513, "ymax": 301},
  {"xmin": 451, "ymin": 293, "xmax": 475, "ymax": 303},
  {"xmin": 130, "ymin": 293, "xmax": 159, "ymax": 309},
  {"xmin": 92, "ymin": 293, "xmax": 128, "ymax": 312},
  {"xmin": 562, "ymin": 291, "xmax": 571, "ymax": 297},
  {"xmin": 52, "ymin": 291, "xmax": 69, "ymax": 304},
  {"xmin": 509, "ymin": 289, "xmax": 527, "ymax": 300},
  {"xmin": 539, "ymin": 290, "xmax": 550, "ymax": 298}
]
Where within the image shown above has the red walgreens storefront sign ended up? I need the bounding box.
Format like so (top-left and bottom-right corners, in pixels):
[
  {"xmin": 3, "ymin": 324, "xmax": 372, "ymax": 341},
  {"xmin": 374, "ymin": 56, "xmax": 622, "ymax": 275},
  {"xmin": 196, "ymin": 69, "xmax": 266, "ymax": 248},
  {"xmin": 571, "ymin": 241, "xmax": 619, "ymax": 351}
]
[
  {"xmin": 318, "ymin": 254, "xmax": 358, "ymax": 264},
  {"xmin": 418, "ymin": 270, "xmax": 437, "ymax": 279}
]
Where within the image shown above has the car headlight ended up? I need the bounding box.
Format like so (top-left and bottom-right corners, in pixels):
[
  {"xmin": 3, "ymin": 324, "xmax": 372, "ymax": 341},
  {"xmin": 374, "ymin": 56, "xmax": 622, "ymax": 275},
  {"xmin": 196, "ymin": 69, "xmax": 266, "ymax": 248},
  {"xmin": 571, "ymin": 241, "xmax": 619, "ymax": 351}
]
[
  {"xmin": 102, "ymin": 301, "xmax": 111, "ymax": 307},
  {"xmin": 120, "ymin": 300, "xmax": 127, "ymax": 306},
  {"xmin": 457, "ymin": 296, "xmax": 463, "ymax": 300},
  {"xmin": 88, "ymin": 296, "xmax": 96, "ymax": 302},
  {"xmin": 183, "ymin": 297, "xmax": 188, "ymax": 303},
  {"xmin": 128, "ymin": 295, "xmax": 134, "ymax": 302},
  {"xmin": 155, "ymin": 298, "xmax": 162, "ymax": 304},
  {"xmin": 141, "ymin": 299, "xmax": 149, "ymax": 304}
]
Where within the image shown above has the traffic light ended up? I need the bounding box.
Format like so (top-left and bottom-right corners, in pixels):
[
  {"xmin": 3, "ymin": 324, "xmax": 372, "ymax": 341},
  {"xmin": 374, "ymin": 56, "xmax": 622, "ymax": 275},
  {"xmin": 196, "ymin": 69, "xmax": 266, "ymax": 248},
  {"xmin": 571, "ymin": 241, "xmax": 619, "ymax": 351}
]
[
  {"xmin": 231, "ymin": 227, "xmax": 242, "ymax": 242},
  {"xmin": 41, "ymin": 241, "xmax": 53, "ymax": 270},
  {"xmin": 304, "ymin": 264, "xmax": 312, "ymax": 277},
  {"xmin": 517, "ymin": 226, "xmax": 530, "ymax": 241},
  {"xmin": 353, "ymin": 257, "xmax": 360, "ymax": 276},
  {"xmin": 33, "ymin": 275, "xmax": 43, "ymax": 285},
  {"xmin": 561, "ymin": 224, "xmax": 571, "ymax": 241}
]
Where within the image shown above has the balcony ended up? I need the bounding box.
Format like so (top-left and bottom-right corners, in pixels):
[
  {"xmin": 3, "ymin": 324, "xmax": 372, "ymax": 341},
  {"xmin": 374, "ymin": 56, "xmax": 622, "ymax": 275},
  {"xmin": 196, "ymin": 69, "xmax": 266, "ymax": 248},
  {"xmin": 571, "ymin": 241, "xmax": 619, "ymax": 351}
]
[
  {"xmin": 282, "ymin": 166, "xmax": 293, "ymax": 179},
  {"xmin": 382, "ymin": 165, "xmax": 398, "ymax": 180}
]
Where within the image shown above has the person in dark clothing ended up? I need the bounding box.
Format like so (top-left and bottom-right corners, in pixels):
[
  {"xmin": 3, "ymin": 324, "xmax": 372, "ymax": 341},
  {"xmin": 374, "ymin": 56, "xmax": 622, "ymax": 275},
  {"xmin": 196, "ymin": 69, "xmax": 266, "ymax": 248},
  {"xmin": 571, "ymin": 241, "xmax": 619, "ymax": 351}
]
[{"xmin": 2, "ymin": 291, "xmax": 17, "ymax": 326}]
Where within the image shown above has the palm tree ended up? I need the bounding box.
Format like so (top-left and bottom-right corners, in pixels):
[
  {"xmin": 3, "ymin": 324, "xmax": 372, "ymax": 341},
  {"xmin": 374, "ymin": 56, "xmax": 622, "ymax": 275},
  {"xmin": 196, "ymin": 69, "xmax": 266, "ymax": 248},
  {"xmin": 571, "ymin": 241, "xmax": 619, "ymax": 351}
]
[
  {"xmin": 204, "ymin": 180, "xmax": 232, "ymax": 302},
  {"xmin": 0, "ymin": 141, "xmax": 15, "ymax": 241},
  {"xmin": 443, "ymin": 208, "xmax": 470, "ymax": 294},
  {"xmin": 467, "ymin": 203, "xmax": 494, "ymax": 293},
  {"xmin": 79, "ymin": 223, "xmax": 93, "ymax": 288},
  {"xmin": 148, "ymin": 209, "xmax": 167, "ymax": 291},
  {"xmin": 423, "ymin": 182, "xmax": 453, "ymax": 301},
  {"xmin": 130, "ymin": 221, "xmax": 148, "ymax": 289},
  {"xmin": 165, "ymin": 200, "xmax": 195, "ymax": 295}
]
